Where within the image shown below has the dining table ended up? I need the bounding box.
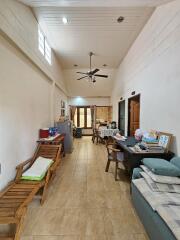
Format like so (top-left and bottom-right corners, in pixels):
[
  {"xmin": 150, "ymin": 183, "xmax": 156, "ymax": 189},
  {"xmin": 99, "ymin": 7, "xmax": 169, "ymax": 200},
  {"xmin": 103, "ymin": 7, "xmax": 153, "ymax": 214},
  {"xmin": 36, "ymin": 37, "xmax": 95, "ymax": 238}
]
[{"xmin": 98, "ymin": 127, "xmax": 119, "ymax": 138}]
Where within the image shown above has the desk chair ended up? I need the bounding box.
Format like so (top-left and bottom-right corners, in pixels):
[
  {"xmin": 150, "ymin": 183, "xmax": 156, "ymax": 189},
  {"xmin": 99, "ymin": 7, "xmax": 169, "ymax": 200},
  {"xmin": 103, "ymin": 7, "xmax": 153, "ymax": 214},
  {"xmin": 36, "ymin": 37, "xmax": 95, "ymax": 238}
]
[{"xmin": 105, "ymin": 138, "xmax": 124, "ymax": 180}]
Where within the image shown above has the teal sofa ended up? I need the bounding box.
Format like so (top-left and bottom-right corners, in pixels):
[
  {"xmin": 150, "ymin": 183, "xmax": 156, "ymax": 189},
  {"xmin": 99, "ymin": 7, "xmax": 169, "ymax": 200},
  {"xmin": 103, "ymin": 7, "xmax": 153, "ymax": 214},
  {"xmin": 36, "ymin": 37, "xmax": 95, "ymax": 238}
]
[{"xmin": 132, "ymin": 167, "xmax": 176, "ymax": 240}]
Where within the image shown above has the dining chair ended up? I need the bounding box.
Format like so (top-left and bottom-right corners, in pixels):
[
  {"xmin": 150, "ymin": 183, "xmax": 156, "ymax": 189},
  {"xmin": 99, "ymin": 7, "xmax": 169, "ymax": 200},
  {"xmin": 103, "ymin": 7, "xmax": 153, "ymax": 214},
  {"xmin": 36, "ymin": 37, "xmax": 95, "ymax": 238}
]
[{"xmin": 92, "ymin": 128, "xmax": 99, "ymax": 144}]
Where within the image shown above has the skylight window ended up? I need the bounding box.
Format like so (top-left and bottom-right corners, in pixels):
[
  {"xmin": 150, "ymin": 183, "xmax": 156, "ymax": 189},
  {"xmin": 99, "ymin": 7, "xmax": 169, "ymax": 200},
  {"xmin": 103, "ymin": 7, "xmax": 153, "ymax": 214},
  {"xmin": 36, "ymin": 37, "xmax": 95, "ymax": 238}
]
[
  {"xmin": 38, "ymin": 27, "xmax": 52, "ymax": 65},
  {"xmin": 38, "ymin": 28, "xmax": 45, "ymax": 56},
  {"xmin": 45, "ymin": 39, "xmax": 51, "ymax": 65}
]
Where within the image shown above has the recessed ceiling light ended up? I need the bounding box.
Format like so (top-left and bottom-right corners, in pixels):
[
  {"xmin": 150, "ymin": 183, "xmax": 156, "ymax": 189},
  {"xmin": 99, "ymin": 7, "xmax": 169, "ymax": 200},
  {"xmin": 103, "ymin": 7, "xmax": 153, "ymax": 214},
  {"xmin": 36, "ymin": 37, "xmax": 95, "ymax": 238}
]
[
  {"xmin": 62, "ymin": 17, "xmax": 68, "ymax": 24},
  {"xmin": 117, "ymin": 16, "xmax": 124, "ymax": 23}
]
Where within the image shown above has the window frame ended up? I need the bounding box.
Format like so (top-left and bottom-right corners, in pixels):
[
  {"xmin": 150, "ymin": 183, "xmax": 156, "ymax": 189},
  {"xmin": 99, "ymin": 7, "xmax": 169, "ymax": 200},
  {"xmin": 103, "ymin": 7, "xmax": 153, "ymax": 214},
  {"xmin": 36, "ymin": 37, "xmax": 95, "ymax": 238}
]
[{"xmin": 74, "ymin": 106, "xmax": 92, "ymax": 129}]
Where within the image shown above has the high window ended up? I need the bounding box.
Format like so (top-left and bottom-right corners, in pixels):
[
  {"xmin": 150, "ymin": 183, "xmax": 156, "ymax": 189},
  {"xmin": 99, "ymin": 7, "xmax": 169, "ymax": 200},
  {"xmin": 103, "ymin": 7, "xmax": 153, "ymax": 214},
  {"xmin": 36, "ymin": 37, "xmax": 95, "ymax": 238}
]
[
  {"xmin": 74, "ymin": 107, "xmax": 92, "ymax": 128},
  {"xmin": 38, "ymin": 27, "xmax": 51, "ymax": 65}
]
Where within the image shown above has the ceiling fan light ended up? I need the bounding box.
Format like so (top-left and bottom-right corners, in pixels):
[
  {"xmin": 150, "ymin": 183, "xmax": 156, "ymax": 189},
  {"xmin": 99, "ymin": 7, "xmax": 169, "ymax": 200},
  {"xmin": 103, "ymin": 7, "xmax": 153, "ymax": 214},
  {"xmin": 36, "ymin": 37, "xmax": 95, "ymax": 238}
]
[
  {"xmin": 62, "ymin": 17, "xmax": 68, "ymax": 24},
  {"xmin": 117, "ymin": 16, "xmax": 124, "ymax": 23}
]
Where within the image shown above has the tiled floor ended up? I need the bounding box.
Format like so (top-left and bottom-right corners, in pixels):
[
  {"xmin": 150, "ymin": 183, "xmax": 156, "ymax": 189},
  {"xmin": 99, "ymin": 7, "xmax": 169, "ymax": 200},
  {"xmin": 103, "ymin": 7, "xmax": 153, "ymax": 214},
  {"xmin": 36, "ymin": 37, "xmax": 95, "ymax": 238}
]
[{"xmin": 22, "ymin": 137, "xmax": 148, "ymax": 240}]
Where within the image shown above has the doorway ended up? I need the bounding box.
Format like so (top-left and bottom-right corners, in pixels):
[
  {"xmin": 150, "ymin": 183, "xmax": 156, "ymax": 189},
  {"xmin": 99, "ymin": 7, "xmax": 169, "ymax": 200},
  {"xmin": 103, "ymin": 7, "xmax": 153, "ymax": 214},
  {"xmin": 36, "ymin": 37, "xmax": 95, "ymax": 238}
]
[
  {"xmin": 118, "ymin": 100, "xmax": 125, "ymax": 135},
  {"xmin": 128, "ymin": 94, "xmax": 140, "ymax": 136}
]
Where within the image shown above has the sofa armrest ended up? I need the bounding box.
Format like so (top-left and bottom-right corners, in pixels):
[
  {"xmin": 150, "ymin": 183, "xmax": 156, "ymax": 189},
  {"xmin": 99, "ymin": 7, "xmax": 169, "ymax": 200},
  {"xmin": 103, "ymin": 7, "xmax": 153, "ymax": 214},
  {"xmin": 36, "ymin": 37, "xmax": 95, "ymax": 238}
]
[{"xmin": 132, "ymin": 167, "xmax": 143, "ymax": 180}]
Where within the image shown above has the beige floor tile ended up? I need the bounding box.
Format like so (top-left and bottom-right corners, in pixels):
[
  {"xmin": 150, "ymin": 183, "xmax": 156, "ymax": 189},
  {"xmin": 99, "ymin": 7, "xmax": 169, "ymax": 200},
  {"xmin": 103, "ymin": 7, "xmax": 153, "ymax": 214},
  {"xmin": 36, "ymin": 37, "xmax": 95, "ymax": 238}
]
[
  {"xmin": 104, "ymin": 191, "xmax": 122, "ymax": 208},
  {"xmin": 33, "ymin": 236, "xmax": 79, "ymax": 240},
  {"xmin": 84, "ymin": 208, "xmax": 106, "ymax": 236},
  {"xmin": 21, "ymin": 237, "xmax": 33, "ymax": 240},
  {"xmin": 31, "ymin": 208, "xmax": 86, "ymax": 236},
  {"xmin": 86, "ymin": 191, "xmax": 106, "ymax": 208},
  {"xmin": 21, "ymin": 137, "xmax": 148, "ymax": 240},
  {"xmin": 107, "ymin": 233, "xmax": 134, "ymax": 240},
  {"xmin": 134, "ymin": 233, "xmax": 149, "ymax": 240},
  {"xmin": 23, "ymin": 207, "xmax": 41, "ymax": 236},
  {"xmin": 80, "ymin": 235, "xmax": 108, "ymax": 240}
]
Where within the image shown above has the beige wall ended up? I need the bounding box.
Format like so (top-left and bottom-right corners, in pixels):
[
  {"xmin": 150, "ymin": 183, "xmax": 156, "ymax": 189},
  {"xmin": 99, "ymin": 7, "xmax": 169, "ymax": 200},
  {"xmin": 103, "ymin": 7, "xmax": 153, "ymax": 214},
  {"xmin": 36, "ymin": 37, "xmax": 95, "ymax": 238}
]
[
  {"xmin": 111, "ymin": 0, "xmax": 180, "ymax": 154},
  {"xmin": 0, "ymin": 34, "xmax": 52, "ymax": 189},
  {"xmin": 68, "ymin": 97, "xmax": 111, "ymax": 106}
]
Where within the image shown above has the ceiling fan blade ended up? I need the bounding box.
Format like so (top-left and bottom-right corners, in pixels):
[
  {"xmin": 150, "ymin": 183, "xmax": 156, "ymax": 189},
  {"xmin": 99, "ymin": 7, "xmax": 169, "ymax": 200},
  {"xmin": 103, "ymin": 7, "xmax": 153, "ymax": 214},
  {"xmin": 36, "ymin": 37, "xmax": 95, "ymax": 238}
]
[
  {"xmin": 94, "ymin": 74, "xmax": 108, "ymax": 78},
  {"xmin": 90, "ymin": 68, "xmax": 99, "ymax": 75},
  {"xmin": 77, "ymin": 76, "xmax": 88, "ymax": 80},
  {"xmin": 76, "ymin": 72, "xmax": 87, "ymax": 75}
]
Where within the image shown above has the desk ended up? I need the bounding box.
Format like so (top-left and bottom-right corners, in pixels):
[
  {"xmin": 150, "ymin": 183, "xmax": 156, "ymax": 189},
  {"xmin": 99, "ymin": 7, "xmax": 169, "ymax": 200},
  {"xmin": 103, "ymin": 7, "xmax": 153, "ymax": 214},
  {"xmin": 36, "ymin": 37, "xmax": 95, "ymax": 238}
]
[{"xmin": 115, "ymin": 137, "xmax": 174, "ymax": 176}]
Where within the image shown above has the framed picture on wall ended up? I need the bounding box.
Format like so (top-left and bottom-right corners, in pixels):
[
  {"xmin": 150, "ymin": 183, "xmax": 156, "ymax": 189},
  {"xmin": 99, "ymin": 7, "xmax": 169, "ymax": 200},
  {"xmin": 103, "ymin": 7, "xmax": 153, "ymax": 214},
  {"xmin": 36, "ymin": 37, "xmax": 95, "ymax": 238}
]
[
  {"xmin": 61, "ymin": 109, "xmax": 65, "ymax": 117},
  {"xmin": 61, "ymin": 100, "xmax": 65, "ymax": 109},
  {"xmin": 158, "ymin": 132, "xmax": 173, "ymax": 151}
]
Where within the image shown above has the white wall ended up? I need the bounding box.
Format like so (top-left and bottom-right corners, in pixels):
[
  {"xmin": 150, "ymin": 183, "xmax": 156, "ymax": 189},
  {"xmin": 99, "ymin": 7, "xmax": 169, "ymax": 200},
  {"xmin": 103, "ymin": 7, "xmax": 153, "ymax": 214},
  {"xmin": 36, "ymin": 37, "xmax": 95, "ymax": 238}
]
[
  {"xmin": 0, "ymin": 34, "xmax": 52, "ymax": 190},
  {"xmin": 0, "ymin": 0, "xmax": 68, "ymax": 190},
  {"xmin": 111, "ymin": 0, "xmax": 180, "ymax": 154},
  {"xmin": 0, "ymin": 0, "xmax": 67, "ymax": 92},
  {"xmin": 68, "ymin": 97, "xmax": 111, "ymax": 106}
]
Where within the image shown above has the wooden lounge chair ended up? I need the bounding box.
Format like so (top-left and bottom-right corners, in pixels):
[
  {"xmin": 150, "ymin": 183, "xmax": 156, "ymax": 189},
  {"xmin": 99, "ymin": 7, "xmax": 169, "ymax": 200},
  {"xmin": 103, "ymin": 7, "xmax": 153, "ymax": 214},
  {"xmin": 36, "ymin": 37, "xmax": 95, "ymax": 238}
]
[
  {"xmin": 0, "ymin": 181, "xmax": 41, "ymax": 240},
  {"xmin": 0, "ymin": 144, "xmax": 61, "ymax": 240},
  {"xmin": 15, "ymin": 144, "xmax": 62, "ymax": 205}
]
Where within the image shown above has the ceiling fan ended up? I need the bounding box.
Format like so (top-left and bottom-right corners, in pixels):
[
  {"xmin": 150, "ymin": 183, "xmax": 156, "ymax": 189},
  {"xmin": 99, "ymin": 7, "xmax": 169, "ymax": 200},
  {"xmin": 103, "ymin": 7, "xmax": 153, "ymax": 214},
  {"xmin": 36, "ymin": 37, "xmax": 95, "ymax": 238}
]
[{"xmin": 76, "ymin": 52, "xmax": 108, "ymax": 83}]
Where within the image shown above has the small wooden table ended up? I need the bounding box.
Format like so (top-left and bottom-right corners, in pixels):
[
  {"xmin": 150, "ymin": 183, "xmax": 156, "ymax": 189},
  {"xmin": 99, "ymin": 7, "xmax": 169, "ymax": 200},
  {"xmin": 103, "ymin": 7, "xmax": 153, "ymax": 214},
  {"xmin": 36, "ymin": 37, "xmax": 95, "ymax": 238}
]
[
  {"xmin": 37, "ymin": 134, "xmax": 65, "ymax": 157},
  {"xmin": 115, "ymin": 137, "xmax": 174, "ymax": 176}
]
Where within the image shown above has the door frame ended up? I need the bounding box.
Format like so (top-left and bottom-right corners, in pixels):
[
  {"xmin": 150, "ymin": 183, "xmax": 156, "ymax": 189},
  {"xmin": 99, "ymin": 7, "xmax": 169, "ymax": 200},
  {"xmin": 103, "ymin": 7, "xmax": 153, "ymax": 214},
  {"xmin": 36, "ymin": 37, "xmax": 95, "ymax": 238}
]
[
  {"xmin": 118, "ymin": 100, "xmax": 125, "ymax": 135},
  {"xmin": 128, "ymin": 94, "xmax": 141, "ymax": 136}
]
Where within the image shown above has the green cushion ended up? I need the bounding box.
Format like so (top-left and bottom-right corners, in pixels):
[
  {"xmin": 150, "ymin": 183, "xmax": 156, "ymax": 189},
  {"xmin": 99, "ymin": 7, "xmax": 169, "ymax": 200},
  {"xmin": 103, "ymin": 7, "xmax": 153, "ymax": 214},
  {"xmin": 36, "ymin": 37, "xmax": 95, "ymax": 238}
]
[
  {"xmin": 21, "ymin": 157, "xmax": 53, "ymax": 181},
  {"xmin": 170, "ymin": 157, "xmax": 180, "ymax": 169},
  {"xmin": 21, "ymin": 172, "xmax": 46, "ymax": 181},
  {"xmin": 142, "ymin": 158, "xmax": 180, "ymax": 177}
]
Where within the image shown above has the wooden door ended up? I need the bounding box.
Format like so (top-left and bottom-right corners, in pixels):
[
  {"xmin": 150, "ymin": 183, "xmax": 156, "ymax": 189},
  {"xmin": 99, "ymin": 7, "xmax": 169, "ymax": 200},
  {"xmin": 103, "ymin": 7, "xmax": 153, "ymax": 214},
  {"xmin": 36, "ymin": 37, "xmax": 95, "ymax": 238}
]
[
  {"xmin": 118, "ymin": 101, "xmax": 125, "ymax": 135},
  {"xmin": 129, "ymin": 99, "xmax": 140, "ymax": 136}
]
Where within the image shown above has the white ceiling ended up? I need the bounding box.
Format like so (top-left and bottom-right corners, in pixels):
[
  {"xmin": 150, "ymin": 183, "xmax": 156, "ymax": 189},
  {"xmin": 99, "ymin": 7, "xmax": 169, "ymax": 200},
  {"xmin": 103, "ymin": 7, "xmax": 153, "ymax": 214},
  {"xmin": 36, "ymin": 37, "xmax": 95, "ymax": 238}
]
[
  {"xmin": 32, "ymin": 6, "xmax": 155, "ymax": 69},
  {"xmin": 18, "ymin": 0, "xmax": 174, "ymax": 96},
  {"xmin": 19, "ymin": 0, "xmax": 174, "ymax": 7}
]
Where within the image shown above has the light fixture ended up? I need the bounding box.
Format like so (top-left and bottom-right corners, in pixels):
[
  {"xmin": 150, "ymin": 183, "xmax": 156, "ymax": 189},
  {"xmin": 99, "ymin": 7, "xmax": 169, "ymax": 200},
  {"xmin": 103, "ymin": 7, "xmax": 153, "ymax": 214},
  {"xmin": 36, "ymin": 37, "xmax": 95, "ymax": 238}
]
[
  {"xmin": 62, "ymin": 17, "xmax": 68, "ymax": 24},
  {"xmin": 74, "ymin": 64, "xmax": 78, "ymax": 67},
  {"xmin": 103, "ymin": 64, "xmax": 107, "ymax": 67},
  {"xmin": 92, "ymin": 77, "xmax": 96, "ymax": 83},
  {"xmin": 117, "ymin": 16, "xmax": 124, "ymax": 23}
]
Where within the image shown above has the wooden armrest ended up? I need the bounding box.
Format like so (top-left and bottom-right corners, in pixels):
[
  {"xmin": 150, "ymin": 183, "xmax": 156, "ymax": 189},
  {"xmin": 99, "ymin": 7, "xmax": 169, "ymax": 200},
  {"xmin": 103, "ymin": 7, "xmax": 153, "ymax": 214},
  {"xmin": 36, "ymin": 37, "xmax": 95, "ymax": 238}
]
[
  {"xmin": 16, "ymin": 158, "xmax": 32, "ymax": 169},
  {"xmin": 15, "ymin": 158, "xmax": 33, "ymax": 181},
  {"xmin": 107, "ymin": 146, "xmax": 121, "ymax": 152},
  {"xmin": 50, "ymin": 160, "xmax": 60, "ymax": 172}
]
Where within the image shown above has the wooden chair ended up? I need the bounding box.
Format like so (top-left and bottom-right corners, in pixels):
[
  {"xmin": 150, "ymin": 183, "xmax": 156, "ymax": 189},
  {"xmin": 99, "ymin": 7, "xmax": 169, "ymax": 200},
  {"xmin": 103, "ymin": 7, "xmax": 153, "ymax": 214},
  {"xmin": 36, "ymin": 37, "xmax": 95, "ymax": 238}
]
[
  {"xmin": 105, "ymin": 138, "xmax": 124, "ymax": 181},
  {"xmin": 92, "ymin": 128, "xmax": 99, "ymax": 144},
  {"xmin": 15, "ymin": 144, "xmax": 62, "ymax": 205},
  {"xmin": 0, "ymin": 182, "xmax": 41, "ymax": 240}
]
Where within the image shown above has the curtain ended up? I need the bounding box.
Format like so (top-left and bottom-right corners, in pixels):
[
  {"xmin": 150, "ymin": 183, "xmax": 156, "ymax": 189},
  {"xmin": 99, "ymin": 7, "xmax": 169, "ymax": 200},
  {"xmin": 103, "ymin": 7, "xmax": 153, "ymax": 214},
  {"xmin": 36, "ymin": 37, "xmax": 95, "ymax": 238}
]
[
  {"xmin": 70, "ymin": 106, "xmax": 76, "ymax": 121},
  {"xmin": 90, "ymin": 105, "xmax": 96, "ymax": 129}
]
